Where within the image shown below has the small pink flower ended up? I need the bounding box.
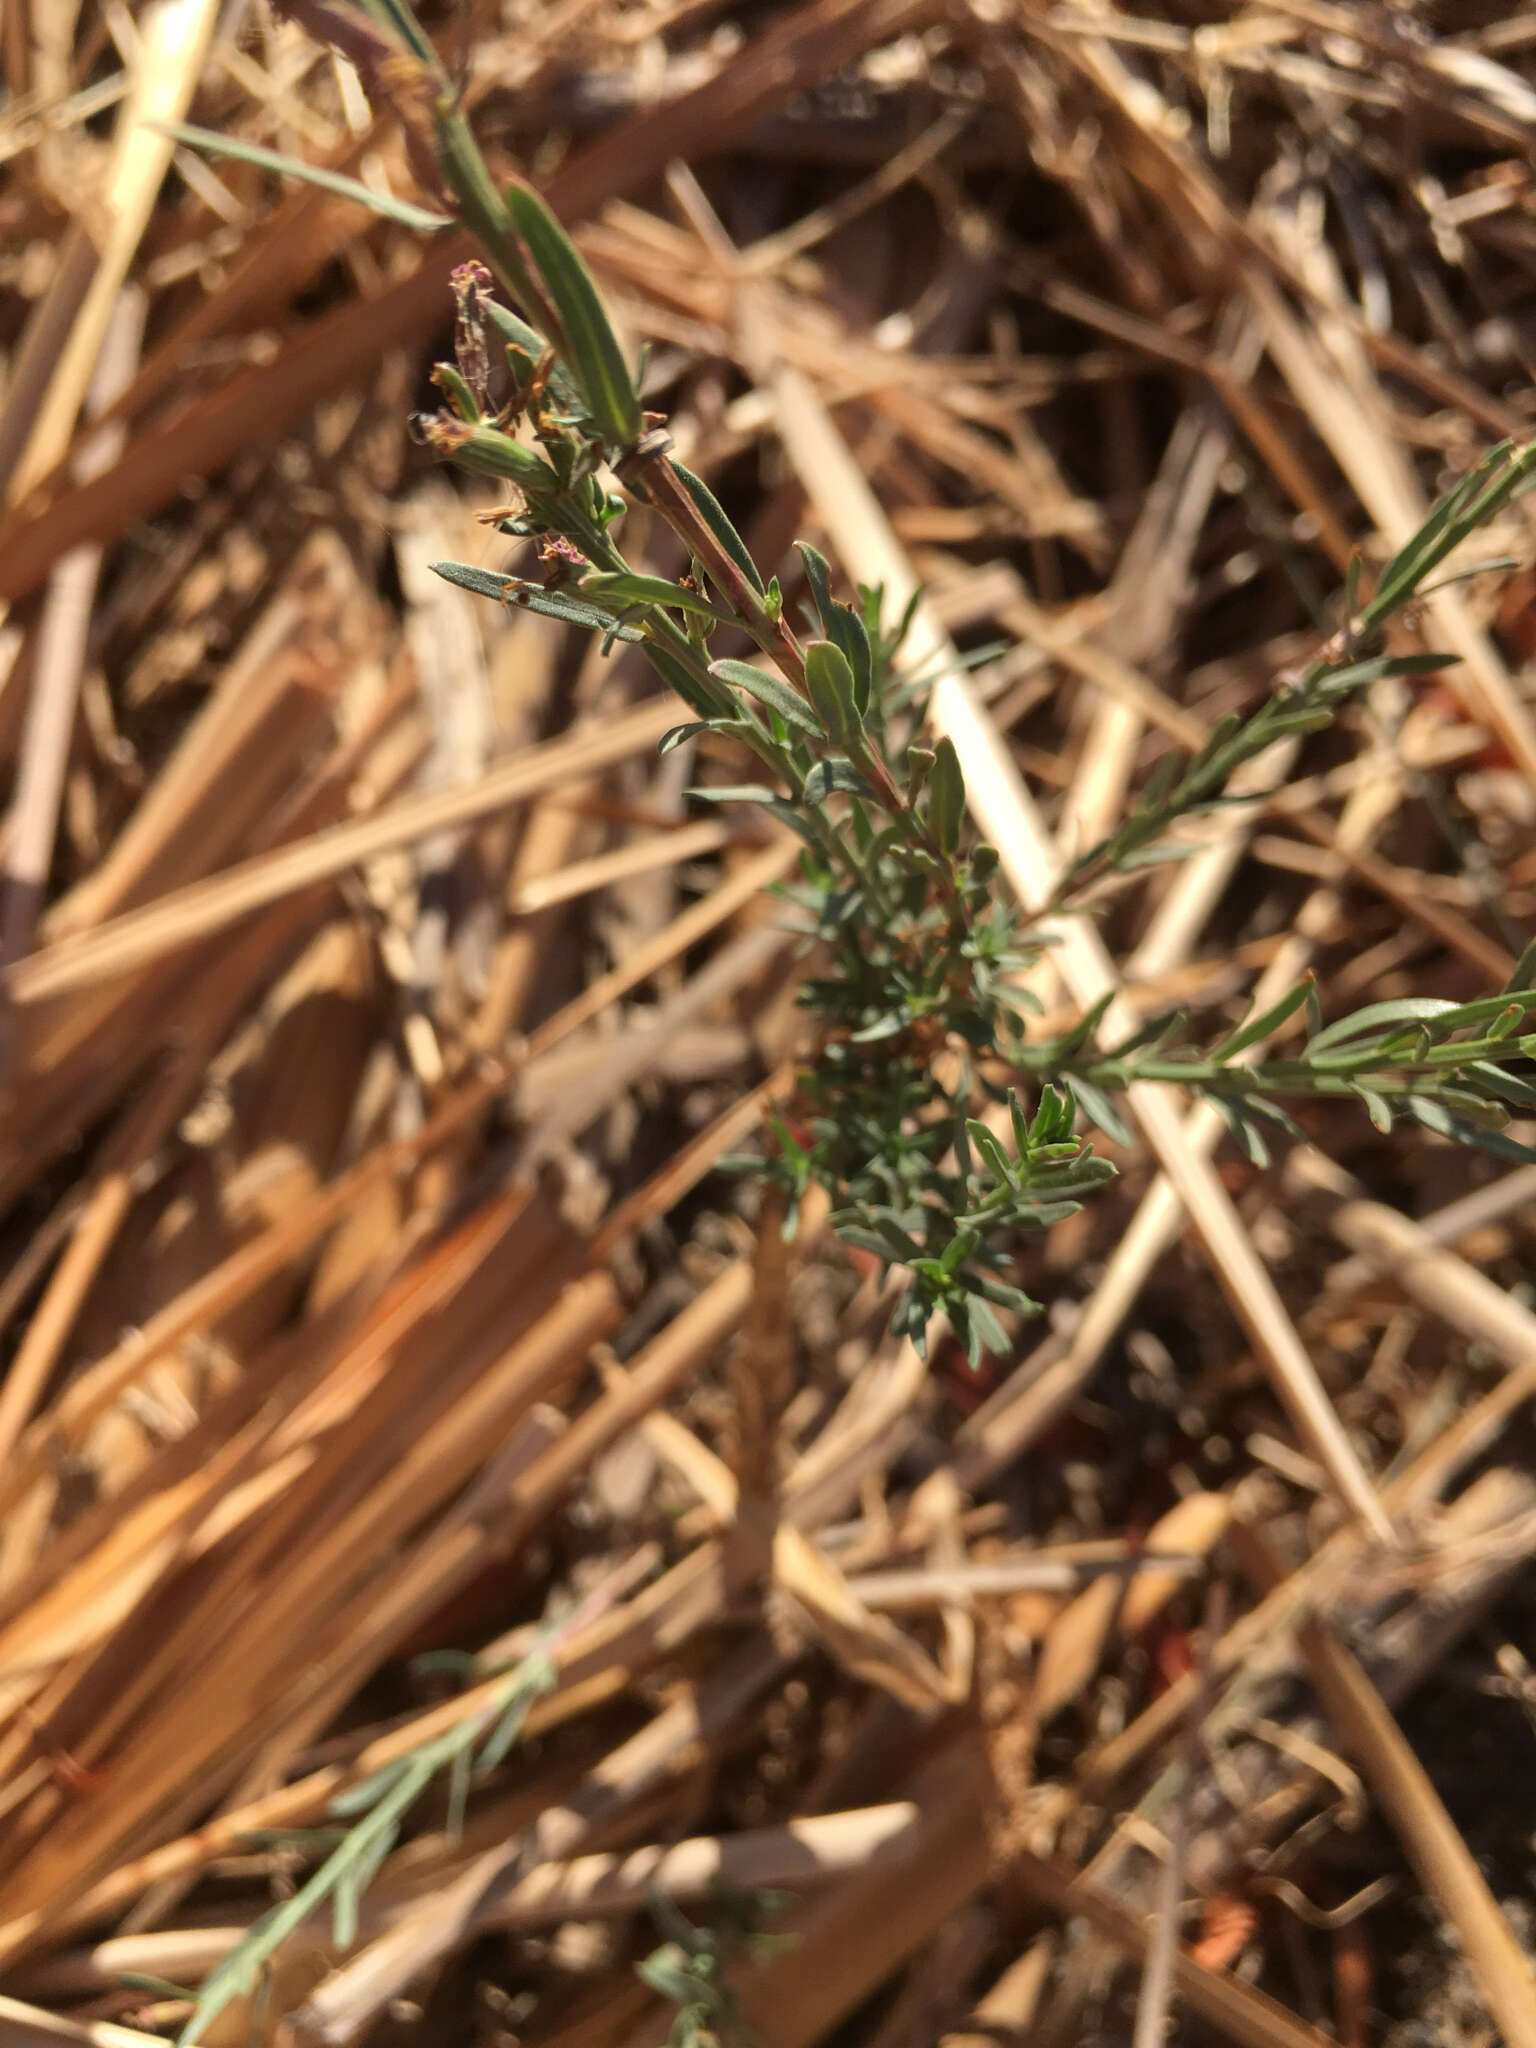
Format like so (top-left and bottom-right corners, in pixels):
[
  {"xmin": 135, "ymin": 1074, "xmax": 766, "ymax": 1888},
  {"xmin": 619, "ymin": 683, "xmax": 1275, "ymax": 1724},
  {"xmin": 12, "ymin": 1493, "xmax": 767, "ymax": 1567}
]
[
  {"xmin": 451, "ymin": 260, "xmax": 492, "ymax": 294},
  {"xmin": 540, "ymin": 535, "xmax": 586, "ymax": 567}
]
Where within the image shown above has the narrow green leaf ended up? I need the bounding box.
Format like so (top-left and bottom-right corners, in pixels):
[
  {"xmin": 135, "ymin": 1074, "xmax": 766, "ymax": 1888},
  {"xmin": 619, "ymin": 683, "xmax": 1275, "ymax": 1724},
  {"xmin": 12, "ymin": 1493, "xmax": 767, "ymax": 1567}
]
[
  {"xmin": 796, "ymin": 543, "xmax": 871, "ymax": 711},
  {"xmin": 482, "ymin": 296, "xmax": 584, "ymax": 411},
  {"xmin": 1409, "ymin": 1111, "xmax": 1536, "ymax": 1165},
  {"xmin": 332, "ymin": 1823, "xmax": 398, "ymax": 1947},
  {"xmin": 1209, "ymin": 1095, "xmax": 1270, "ymax": 1168},
  {"xmin": 939, "ymin": 1227, "xmax": 980, "ymax": 1276},
  {"xmin": 484, "ymin": 296, "xmax": 549, "ymax": 365},
  {"xmin": 995, "ymin": 983, "xmax": 1043, "ymax": 1020},
  {"xmin": 762, "ymin": 800, "xmax": 821, "ymax": 848},
  {"xmin": 1401, "ymin": 1092, "xmax": 1510, "ymax": 1138},
  {"xmin": 1304, "ymin": 997, "xmax": 1460, "ymax": 1056},
  {"xmin": 1465, "ymin": 1061, "xmax": 1536, "ymax": 1109},
  {"xmin": 658, "ymin": 722, "xmax": 711, "ymax": 756},
  {"xmin": 1372, "ymin": 465, "xmax": 1491, "ymax": 606},
  {"xmin": 990, "ymin": 1197, "xmax": 1084, "ymax": 1230},
  {"xmin": 120, "ymin": 1975, "xmax": 199, "ymax": 2001},
  {"xmin": 1101, "ymin": 1006, "xmax": 1187, "ymax": 1062},
  {"xmin": 1067, "ymin": 1077, "xmax": 1133, "ymax": 1147},
  {"xmin": 804, "ymin": 640, "xmax": 860, "ymax": 744},
  {"xmin": 849, "ymin": 1010, "xmax": 910, "ymax": 1043},
  {"xmin": 578, "ymin": 570, "xmax": 734, "ymax": 624},
  {"xmin": 328, "ymin": 1760, "xmax": 411, "ymax": 1818},
  {"xmin": 1368, "ymin": 444, "xmax": 1536, "ymax": 621},
  {"xmin": 862, "ymin": 1212, "xmax": 925, "ymax": 1262},
  {"xmin": 1237, "ymin": 1094, "xmax": 1306, "ymax": 1138},
  {"xmin": 1033, "ymin": 1082, "xmax": 1072, "ymax": 1145},
  {"xmin": 799, "ymin": 543, "xmax": 838, "ymax": 634},
  {"xmin": 474, "ymin": 1656, "xmax": 554, "ymax": 1771},
  {"xmin": 967, "ymin": 1297, "xmax": 1010, "ymax": 1361},
  {"xmin": 1044, "ymin": 991, "xmax": 1114, "ymax": 1062},
  {"xmin": 638, "ymin": 643, "xmax": 735, "ymax": 719},
  {"xmin": 504, "ymin": 180, "xmax": 641, "ymax": 446},
  {"xmin": 1313, "ymin": 651, "xmax": 1451, "ymax": 693},
  {"xmin": 1183, "ymin": 710, "xmax": 1245, "ymax": 781},
  {"xmin": 966, "ymin": 1120, "xmax": 1014, "ymax": 1186},
  {"xmin": 1136, "ymin": 749, "xmax": 1184, "ymax": 817},
  {"xmin": 430, "ymin": 362, "xmax": 481, "ymax": 423},
  {"xmin": 152, "ymin": 121, "xmax": 453, "ymax": 231},
  {"xmin": 1461, "ymin": 1124, "xmax": 1536, "ymax": 1165},
  {"xmin": 431, "ymin": 108, "xmax": 545, "ymax": 314},
  {"xmin": 1353, "ymin": 1084, "xmax": 1395, "ymax": 1134},
  {"xmin": 671, "ymin": 462, "xmax": 767, "ymax": 595},
  {"xmin": 1418, "ymin": 990, "xmax": 1536, "ymax": 1038},
  {"xmin": 887, "ymin": 636, "xmax": 1003, "ymax": 712},
  {"xmin": 1417, "ymin": 555, "xmax": 1519, "ymax": 598},
  {"xmin": 1118, "ymin": 842, "xmax": 1207, "ymax": 869},
  {"xmin": 353, "ymin": 0, "xmax": 437, "ymax": 62},
  {"xmin": 928, "ymin": 737, "xmax": 965, "ymax": 854},
  {"xmin": 837, "ymin": 609, "xmax": 874, "ymax": 715},
  {"xmin": 973, "ymin": 1276, "xmax": 1041, "ymax": 1314},
  {"xmin": 1210, "ymin": 976, "xmax": 1314, "ymax": 1063},
  {"xmin": 1304, "ymin": 976, "xmax": 1324, "ymax": 1040},
  {"xmin": 1008, "ymin": 1088, "xmax": 1030, "ymax": 1159},
  {"xmin": 1260, "ymin": 707, "xmax": 1336, "ymax": 739},
  {"xmin": 836, "ymin": 1225, "xmax": 901, "ymax": 1263},
  {"xmin": 1401, "ymin": 1095, "xmax": 1458, "ymax": 1138}
]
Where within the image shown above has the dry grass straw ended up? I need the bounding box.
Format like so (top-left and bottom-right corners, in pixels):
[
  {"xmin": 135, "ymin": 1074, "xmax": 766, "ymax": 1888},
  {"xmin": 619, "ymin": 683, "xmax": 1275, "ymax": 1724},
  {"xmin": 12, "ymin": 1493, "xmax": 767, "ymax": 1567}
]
[{"xmin": 1, "ymin": 4, "xmax": 1536, "ymax": 2047}]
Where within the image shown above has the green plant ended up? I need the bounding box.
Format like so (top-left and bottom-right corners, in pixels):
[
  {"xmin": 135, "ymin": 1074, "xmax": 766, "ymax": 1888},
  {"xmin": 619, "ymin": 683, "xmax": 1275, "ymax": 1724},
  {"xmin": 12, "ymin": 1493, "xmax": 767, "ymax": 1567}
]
[
  {"xmin": 169, "ymin": 1647, "xmax": 555, "ymax": 2044},
  {"xmin": 209, "ymin": 2, "xmax": 1536, "ymax": 1371},
  {"xmin": 637, "ymin": 1891, "xmax": 791, "ymax": 2048}
]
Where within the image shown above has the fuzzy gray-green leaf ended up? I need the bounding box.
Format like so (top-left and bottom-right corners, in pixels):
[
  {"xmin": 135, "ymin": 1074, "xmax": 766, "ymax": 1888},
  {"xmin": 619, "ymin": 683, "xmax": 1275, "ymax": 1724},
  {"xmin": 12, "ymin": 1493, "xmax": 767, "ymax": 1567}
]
[
  {"xmin": 431, "ymin": 562, "xmax": 643, "ymax": 638},
  {"xmin": 709, "ymin": 658, "xmax": 822, "ymax": 737},
  {"xmin": 688, "ymin": 783, "xmax": 779, "ymax": 807},
  {"xmin": 658, "ymin": 722, "xmax": 712, "ymax": 756}
]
